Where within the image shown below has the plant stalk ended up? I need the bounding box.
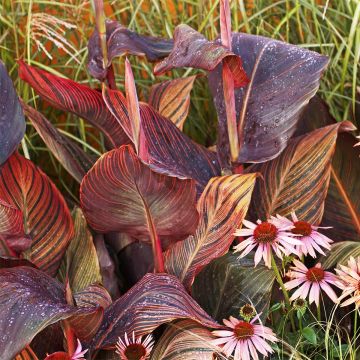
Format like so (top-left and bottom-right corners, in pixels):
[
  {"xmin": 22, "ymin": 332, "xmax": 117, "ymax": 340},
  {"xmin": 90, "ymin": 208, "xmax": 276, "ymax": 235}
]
[{"xmin": 271, "ymin": 255, "xmax": 296, "ymax": 331}]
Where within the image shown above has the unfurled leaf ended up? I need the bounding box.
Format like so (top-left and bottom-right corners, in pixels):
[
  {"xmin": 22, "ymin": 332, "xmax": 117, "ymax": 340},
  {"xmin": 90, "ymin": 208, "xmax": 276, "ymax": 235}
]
[
  {"xmin": 322, "ymin": 241, "xmax": 360, "ymax": 269},
  {"xmin": 0, "ymin": 61, "xmax": 25, "ymax": 165},
  {"xmin": 0, "ymin": 266, "xmax": 95, "ymax": 360},
  {"xmin": 164, "ymin": 174, "xmax": 257, "ymax": 290},
  {"xmin": 192, "ymin": 253, "xmax": 275, "ymax": 321},
  {"xmin": 22, "ymin": 103, "xmax": 95, "ymax": 183},
  {"xmin": 88, "ymin": 273, "xmax": 219, "ymax": 350},
  {"xmin": 18, "ymin": 61, "xmax": 128, "ymax": 148},
  {"xmin": 15, "ymin": 346, "xmax": 39, "ymax": 360},
  {"xmin": 302, "ymin": 327, "xmax": 317, "ymax": 345},
  {"xmin": 296, "ymin": 97, "xmax": 360, "ymax": 241},
  {"xmin": 103, "ymin": 89, "xmax": 221, "ymax": 191},
  {"xmin": 151, "ymin": 320, "xmax": 216, "ymax": 360},
  {"xmin": 58, "ymin": 208, "xmax": 102, "ymax": 293},
  {"xmin": 208, "ymin": 33, "xmax": 329, "ymax": 165},
  {"xmin": 80, "ymin": 145, "xmax": 199, "ymax": 249},
  {"xmin": 0, "ymin": 153, "xmax": 74, "ymax": 275},
  {"xmin": 148, "ymin": 76, "xmax": 196, "ymax": 130},
  {"xmin": 88, "ymin": 20, "xmax": 173, "ymax": 80},
  {"xmin": 247, "ymin": 122, "xmax": 355, "ymax": 225},
  {"xmin": 154, "ymin": 25, "xmax": 248, "ymax": 88}
]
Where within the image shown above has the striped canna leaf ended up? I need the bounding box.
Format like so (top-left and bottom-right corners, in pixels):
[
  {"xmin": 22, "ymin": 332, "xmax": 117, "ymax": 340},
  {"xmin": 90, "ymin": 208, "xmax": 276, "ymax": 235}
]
[{"xmin": 164, "ymin": 173, "xmax": 257, "ymax": 290}]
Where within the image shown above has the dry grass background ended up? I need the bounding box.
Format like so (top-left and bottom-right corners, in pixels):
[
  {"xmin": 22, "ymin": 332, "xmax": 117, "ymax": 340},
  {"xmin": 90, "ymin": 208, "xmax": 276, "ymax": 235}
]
[{"xmin": 0, "ymin": 0, "xmax": 359, "ymax": 199}]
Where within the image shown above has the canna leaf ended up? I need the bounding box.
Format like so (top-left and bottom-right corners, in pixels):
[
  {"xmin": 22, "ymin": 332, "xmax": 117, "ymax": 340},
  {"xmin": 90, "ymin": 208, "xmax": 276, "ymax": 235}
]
[
  {"xmin": 58, "ymin": 208, "xmax": 102, "ymax": 293},
  {"xmin": 80, "ymin": 145, "xmax": 199, "ymax": 249},
  {"xmin": 15, "ymin": 346, "xmax": 39, "ymax": 360},
  {"xmin": 295, "ymin": 97, "xmax": 360, "ymax": 241},
  {"xmin": 164, "ymin": 173, "xmax": 257, "ymax": 290},
  {"xmin": 88, "ymin": 273, "xmax": 219, "ymax": 350},
  {"xmin": 208, "ymin": 33, "xmax": 329, "ymax": 166},
  {"xmin": 18, "ymin": 61, "xmax": 129, "ymax": 148},
  {"xmin": 246, "ymin": 122, "xmax": 355, "ymax": 225},
  {"xmin": 0, "ymin": 152, "xmax": 74, "ymax": 275},
  {"xmin": 88, "ymin": 19, "xmax": 173, "ymax": 80},
  {"xmin": 148, "ymin": 76, "xmax": 196, "ymax": 131},
  {"xmin": 151, "ymin": 320, "xmax": 217, "ymax": 360},
  {"xmin": 0, "ymin": 61, "xmax": 26, "ymax": 165},
  {"xmin": 322, "ymin": 241, "xmax": 360, "ymax": 269},
  {"xmin": 0, "ymin": 266, "xmax": 98, "ymax": 360},
  {"xmin": 103, "ymin": 88, "xmax": 221, "ymax": 192},
  {"xmin": 22, "ymin": 102, "xmax": 95, "ymax": 183},
  {"xmin": 154, "ymin": 24, "xmax": 248, "ymax": 88},
  {"xmin": 192, "ymin": 253, "xmax": 275, "ymax": 321}
]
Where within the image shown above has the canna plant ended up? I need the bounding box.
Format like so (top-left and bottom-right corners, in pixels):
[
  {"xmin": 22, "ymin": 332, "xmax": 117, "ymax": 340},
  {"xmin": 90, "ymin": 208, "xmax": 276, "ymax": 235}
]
[{"xmin": 0, "ymin": 0, "xmax": 359, "ymax": 360}]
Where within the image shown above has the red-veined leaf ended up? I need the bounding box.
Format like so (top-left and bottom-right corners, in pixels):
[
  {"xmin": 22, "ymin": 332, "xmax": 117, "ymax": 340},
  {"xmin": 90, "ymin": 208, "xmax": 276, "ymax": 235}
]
[
  {"xmin": 151, "ymin": 320, "xmax": 217, "ymax": 360},
  {"xmin": 164, "ymin": 174, "xmax": 257, "ymax": 290},
  {"xmin": 21, "ymin": 103, "xmax": 95, "ymax": 183},
  {"xmin": 0, "ymin": 61, "xmax": 25, "ymax": 165},
  {"xmin": 88, "ymin": 273, "xmax": 219, "ymax": 350},
  {"xmin": 58, "ymin": 208, "xmax": 102, "ymax": 293},
  {"xmin": 80, "ymin": 145, "xmax": 199, "ymax": 250},
  {"xmin": 208, "ymin": 33, "xmax": 329, "ymax": 166},
  {"xmin": 148, "ymin": 76, "xmax": 196, "ymax": 131},
  {"xmin": 88, "ymin": 19, "xmax": 173, "ymax": 80},
  {"xmin": 0, "ymin": 266, "xmax": 97, "ymax": 360},
  {"xmin": 247, "ymin": 121, "xmax": 355, "ymax": 225},
  {"xmin": 15, "ymin": 346, "xmax": 39, "ymax": 360},
  {"xmin": 0, "ymin": 256, "xmax": 36, "ymax": 269},
  {"xmin": 0, "ymin": 152, "xmax": 74, "ymax": 275},
  {"xmin": 18, "ymin": 61, "xmax": 128, "ymax": 148},
  {"xmin": 102, "ymin": 88, "xmax": 221, "ymax": 192},
  {"xmin": 154, "ymin": 24, "xmax": 248, "ymax": 88},
  {"xmin": 295, "ymin": 97, "xmax": 360, "ymax": 241}
]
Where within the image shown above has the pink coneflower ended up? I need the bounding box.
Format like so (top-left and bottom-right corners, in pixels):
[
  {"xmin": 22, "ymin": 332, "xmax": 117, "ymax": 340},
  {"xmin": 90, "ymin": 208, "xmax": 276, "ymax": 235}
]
[
  {"xmin": 271, "ymin": 213, "xmax": 333, "ymax": 258},
  {"xmin": 71, "ymin": 340, "xmax": 88, "ymax": 360},
  {"xmin": 284, "ymin": 260, "xmax": 339, "ymax": 306},
  {"xmin": 234, "ymin": 219, "xmax": 301, "ymax": 268},
  {"xmin": 211, "ymin": 315, "xmax": 277, "ymax": 359},
  {"xmin": 44, "ymin": 339, "xmax": 87, "ymax": 360},
  {"xmin": 335, "ymin": 256, "xmax": 360, "ymax": 307},
  {"xmin": 115, "ymin": 332, "xmax": 154, "ymax": 360}
]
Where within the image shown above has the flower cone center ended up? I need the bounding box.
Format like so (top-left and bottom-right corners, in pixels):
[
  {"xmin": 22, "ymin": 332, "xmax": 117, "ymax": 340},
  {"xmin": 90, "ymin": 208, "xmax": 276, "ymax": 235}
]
[
  {"xmin": 234, "ymin": 321, "xmax": 254, "ymax": 340},
  {"xmin": 254, "ymin": 222, "xmax": 277, "ymax": 243},
  {"xmin": 306, "ymin": 267, "xmax": 325, "ymax": 282},
  {"xmin": 292, "ymin": 221, "xmax": 312, "ymax": 236},
  {"xmin": 124, "ymin": 344, "xmax": 147, "ymax": 360}
]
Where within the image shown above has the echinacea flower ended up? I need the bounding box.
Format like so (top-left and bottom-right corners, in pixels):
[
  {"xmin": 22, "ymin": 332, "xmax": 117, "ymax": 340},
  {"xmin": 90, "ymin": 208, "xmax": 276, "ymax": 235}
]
[
  {"xmin": 71, "ymin": 339, "xmax": 88, "ymax": 360},
  {"xmin": 115, "ymin": 332, "xmax": 154, "ymax": 360},
  {"xmin": 284, "ymin": 260, "xmax": 339, "ymax": 306},
  {"xmin": 271, "ymin": 213, "xmax": 333, "ymax": 258},
  {"xmin": 335, "ymin": 256, "xmax": 360, "ymax": 307},
  {"xmin": 239, "ymin": 304, "xmax": 257, "ymax": 321},
  {"xmin": 211, "ymin": 315, "xmax": 277, "ymax": 360},
  {"xmin": 44, "ymin": 339, "xmax": 87, "ymax": 360},
  {"xmin": 234, "ymin": 218, "xmax": 301, "ymax": 268}
]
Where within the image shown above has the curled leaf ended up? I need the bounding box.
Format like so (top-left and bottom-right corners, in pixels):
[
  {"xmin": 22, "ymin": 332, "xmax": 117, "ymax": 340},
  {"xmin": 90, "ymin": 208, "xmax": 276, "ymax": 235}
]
[
  {"xmin": 154, "ymin": 24, "xmax": 248, "ymax": 88},
  {"xmin": 88, "ymin": 20, "xmax": 173, "ymax": 80}
]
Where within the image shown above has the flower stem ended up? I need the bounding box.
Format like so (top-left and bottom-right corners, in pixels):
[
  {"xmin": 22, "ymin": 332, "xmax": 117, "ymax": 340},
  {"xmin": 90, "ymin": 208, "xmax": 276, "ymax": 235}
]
[
  {"xmin": 271, "ymin": 254, "xmax": 296, "ymax": 331},
  {"xmin": 354, "ymin": 307, "xmax": 358, "ymax": 360},
  {"xmin": 317, "ymin": 305, "xmax": 321, "ymax": 322}
]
